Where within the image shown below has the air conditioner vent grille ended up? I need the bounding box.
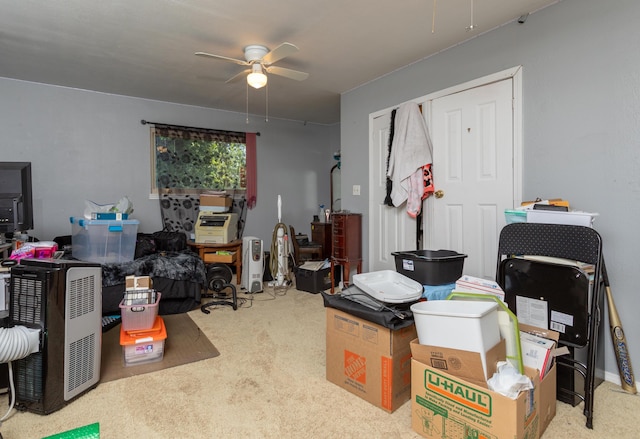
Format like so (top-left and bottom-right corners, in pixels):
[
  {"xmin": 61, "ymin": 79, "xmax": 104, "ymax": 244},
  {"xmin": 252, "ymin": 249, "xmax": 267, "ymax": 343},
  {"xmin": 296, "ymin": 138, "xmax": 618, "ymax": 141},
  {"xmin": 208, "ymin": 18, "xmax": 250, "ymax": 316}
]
[
  {"xmin": 10, "ymin": 277, "xmax": 43, "ymax": 326},
  {"xmin": 67, "ymin": 333, "xmax": 97, "ymax": 393}
]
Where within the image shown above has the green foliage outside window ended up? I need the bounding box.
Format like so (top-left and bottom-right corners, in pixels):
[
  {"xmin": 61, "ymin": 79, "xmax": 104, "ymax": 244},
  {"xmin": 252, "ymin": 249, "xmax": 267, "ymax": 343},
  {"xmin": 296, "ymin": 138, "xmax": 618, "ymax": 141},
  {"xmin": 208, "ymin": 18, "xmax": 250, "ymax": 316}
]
[{"xmin": 154, "ymin": 134, "xmax": 246, "ymax": 192}]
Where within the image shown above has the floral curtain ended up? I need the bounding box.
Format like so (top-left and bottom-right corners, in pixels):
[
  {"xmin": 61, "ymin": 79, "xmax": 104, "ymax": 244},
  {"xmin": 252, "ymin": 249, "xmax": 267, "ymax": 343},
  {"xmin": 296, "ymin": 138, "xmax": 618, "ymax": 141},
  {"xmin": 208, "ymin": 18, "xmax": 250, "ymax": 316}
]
[{"xmin": 153, "ymin": 124, "xmax": 246, "ymax": 143}]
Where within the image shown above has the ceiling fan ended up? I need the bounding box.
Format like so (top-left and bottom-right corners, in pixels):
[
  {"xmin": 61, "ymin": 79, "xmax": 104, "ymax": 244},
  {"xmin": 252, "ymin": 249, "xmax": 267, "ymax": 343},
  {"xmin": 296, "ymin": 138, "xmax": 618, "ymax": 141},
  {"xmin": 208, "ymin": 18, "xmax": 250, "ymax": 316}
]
[{"xmin": 195, "ymin": 42, "xmax": 309, "ymax": 89}]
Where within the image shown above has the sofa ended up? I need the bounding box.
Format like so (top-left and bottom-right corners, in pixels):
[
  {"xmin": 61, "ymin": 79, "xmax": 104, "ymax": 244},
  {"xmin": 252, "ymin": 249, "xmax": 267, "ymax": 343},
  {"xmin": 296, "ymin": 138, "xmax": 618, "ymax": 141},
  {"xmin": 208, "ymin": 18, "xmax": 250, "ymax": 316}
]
[{"xmin": 101, "ymin": 250, "xmax": 206, "ymax": 315}]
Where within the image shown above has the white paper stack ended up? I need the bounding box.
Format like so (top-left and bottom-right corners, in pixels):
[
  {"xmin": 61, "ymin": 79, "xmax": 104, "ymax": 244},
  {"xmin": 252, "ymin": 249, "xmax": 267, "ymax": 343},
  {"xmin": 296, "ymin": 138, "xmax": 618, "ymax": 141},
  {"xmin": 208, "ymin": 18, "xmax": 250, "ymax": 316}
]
[
  {"xmin": 520, "ymin": 331, "xmax": 556, "ymax": 380},
  {"xmin": 454, "ymin": 275, "xmax": 505, "ymax": 301}
]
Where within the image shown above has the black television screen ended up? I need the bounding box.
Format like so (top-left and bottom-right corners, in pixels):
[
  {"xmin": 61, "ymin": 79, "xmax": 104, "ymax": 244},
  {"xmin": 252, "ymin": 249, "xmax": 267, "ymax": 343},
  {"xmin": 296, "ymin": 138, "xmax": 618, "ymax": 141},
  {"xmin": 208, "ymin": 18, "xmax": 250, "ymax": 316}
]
[{"xmin": 0, "ymin": 162, "xmax": 33, "ymax": 233}]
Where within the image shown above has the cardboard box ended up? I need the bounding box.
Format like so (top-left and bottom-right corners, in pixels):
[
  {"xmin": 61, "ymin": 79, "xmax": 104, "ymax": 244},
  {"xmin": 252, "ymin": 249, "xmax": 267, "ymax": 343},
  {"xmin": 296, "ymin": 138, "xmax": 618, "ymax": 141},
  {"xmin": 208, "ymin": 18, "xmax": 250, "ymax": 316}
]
[
  {"xmin": 411, "ymin": 339, "xmax": 540, "ymax": 439},
  {"xmin": 409, "ymin": 339, "xmax": 506, "ymax": 389},
  {"xmin": 539, "ymin": 363, "xmax": 557, "ymax": 436},
  {"xmin": 199, "ymin": 194, "xmax": 232, "ymax": 208},
  {"xmin": 325, "ymin": 307, "xmax": 417, "ymax": 412},
  {"xmin": 126, "ymin": 275, "xmax": 153, "ymax": 291}
]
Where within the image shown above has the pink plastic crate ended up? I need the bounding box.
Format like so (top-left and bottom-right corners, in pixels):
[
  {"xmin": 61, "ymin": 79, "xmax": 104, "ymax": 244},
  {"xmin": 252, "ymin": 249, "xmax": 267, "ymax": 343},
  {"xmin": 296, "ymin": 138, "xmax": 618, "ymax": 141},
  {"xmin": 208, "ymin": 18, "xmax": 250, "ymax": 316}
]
[{"xmin": 119, "ymin": 292, "xmax": 161, "ymax": 331}]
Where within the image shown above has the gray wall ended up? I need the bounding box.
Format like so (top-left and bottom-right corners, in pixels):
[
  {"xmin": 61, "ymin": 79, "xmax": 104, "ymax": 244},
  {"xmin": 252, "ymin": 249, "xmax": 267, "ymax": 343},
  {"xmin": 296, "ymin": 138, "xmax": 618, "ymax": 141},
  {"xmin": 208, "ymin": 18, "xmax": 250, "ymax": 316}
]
[
  {"xmin": 341, "ymin": 0, "xmax": 640, "ymax": 383},
  {"xmin": 0, "ymin": 78, "xmax": 338, "ymax": 248}
]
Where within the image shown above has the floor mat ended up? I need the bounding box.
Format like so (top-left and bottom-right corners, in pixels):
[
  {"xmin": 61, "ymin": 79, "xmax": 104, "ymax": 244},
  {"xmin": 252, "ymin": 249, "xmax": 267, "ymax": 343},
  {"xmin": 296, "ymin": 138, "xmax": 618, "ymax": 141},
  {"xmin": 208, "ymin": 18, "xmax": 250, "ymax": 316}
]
[{"xmin": 100, "ymin": 312, "xmax": 220, "ymax": 383}]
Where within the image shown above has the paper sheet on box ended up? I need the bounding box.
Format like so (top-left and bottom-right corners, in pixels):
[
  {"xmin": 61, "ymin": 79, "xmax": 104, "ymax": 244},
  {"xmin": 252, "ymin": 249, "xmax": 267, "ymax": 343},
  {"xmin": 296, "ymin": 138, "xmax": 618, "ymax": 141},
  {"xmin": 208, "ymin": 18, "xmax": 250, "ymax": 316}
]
[
  {"xmin": 516, "ymin": 296, "xmax": 548, "ymax": 329},
  {"xmin": 299, "ymin": 260, "xmax": 329, "ymax": 271}
]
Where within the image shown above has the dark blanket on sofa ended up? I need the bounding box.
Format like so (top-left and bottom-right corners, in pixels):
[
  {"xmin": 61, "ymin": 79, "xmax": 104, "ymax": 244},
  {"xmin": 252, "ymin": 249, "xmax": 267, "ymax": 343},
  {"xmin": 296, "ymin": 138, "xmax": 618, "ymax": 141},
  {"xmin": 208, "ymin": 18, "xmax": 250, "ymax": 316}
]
[
  {"xmin": 101, "ymin": 251, "xmax": 206, "ymax": 315},
  {"xmin": 102, "ymin": 251, "xmax": 206, "ymax": 286}
]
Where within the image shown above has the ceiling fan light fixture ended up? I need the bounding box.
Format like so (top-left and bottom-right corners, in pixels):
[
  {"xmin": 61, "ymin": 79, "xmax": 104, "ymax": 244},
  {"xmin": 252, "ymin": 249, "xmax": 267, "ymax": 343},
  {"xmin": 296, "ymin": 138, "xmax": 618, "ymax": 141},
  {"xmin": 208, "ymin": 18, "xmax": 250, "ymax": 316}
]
[{"xmin": 247, "ymin": 64, "xmax": 267, "ymax": 89}]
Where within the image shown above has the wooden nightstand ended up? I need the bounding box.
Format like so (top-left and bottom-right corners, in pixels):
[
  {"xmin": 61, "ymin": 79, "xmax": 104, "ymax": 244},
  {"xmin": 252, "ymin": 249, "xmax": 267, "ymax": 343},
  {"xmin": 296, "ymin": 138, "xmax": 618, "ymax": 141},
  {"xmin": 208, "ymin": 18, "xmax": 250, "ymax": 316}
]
[{"xmin": 330, "ymin": 213, "xmax": 362, "ymax": 293}]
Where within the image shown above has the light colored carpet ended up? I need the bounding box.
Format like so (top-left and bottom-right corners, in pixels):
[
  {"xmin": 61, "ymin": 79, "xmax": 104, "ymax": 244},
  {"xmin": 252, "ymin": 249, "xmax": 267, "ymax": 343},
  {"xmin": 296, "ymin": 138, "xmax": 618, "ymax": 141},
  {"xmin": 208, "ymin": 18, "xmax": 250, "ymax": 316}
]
[{"xmin": 1, "ymin": 285, "xmax": 639, "ymax": 438}]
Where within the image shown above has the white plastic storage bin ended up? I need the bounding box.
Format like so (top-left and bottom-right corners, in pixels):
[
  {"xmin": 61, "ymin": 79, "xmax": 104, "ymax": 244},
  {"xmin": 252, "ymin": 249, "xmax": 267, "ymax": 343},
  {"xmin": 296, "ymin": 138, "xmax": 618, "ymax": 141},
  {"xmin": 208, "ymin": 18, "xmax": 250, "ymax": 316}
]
[
  {"xmin": 410, "ymin": 300, "xmax": 501, "ymax": 379},
  {"xmin": 526, "ymin": 210, "xmax": 597, "ymax": 227},
  {"xmin": 70, "ymin": 217, "xmax": 139, "ymax": 264}
]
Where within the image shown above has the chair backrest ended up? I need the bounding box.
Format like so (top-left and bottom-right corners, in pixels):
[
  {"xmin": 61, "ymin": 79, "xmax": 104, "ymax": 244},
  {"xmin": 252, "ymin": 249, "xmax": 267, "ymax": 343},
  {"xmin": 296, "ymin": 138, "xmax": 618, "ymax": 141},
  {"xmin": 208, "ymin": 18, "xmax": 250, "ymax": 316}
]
[
  {"xmin": 289, "ymin": 225, "xmax": 301, "ymax": 263},
  {"xmin": 496, "ymin": 222, "xmax": 603, "ymax": 348},
  {"xmin": 497, "ymin": 222, "xmax": 602, "ymax": 268},
  {"xmin": 289, "ymin": 225, "xmax": 321, "ymax": 265}
]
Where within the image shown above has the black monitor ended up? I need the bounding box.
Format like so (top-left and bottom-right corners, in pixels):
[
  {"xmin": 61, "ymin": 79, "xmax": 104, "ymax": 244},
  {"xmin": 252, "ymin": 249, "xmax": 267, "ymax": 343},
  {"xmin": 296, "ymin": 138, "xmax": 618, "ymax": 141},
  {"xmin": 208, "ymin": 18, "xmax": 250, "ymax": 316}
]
[{"xmin": 0, "ymin": 162, "xmax": 33, "ymax": 233}]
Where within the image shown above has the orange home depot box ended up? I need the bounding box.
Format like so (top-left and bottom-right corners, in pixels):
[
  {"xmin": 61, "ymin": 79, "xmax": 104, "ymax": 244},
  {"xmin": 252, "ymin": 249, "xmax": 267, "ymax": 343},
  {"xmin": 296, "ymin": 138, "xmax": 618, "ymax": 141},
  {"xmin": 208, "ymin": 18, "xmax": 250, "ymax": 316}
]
[
  {"xmin": 325, "ymin": 307, "xmax": 417, "ymax": 412},
  {"xmin": 410, "ymin": 339, "xmax": 540, "ymax": 439}
]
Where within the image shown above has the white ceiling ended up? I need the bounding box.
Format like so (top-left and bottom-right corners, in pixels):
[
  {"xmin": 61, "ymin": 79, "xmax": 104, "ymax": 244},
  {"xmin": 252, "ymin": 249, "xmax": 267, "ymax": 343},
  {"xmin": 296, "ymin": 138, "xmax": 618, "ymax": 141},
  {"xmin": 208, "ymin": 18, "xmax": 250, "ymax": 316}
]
[{"xmin": 0, "ymin": 0, "xmax": 558, "ymax": 125}]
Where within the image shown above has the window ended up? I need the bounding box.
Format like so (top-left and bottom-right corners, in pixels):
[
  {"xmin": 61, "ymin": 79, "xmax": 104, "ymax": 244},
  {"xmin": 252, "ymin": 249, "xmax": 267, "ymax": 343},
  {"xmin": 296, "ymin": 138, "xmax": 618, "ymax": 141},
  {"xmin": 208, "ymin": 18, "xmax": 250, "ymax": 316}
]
[{"xmin": 150, "ymin": 124, "xmax": 247, "ymax": 195}]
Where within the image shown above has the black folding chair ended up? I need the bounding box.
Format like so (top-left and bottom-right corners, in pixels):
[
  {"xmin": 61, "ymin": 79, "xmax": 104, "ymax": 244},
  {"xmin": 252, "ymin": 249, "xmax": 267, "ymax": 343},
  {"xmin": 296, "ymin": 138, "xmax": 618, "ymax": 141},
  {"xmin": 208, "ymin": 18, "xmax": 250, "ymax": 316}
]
[{"xmin": 496, "ymin": 222, "xmax": 604, "ymax": 429}]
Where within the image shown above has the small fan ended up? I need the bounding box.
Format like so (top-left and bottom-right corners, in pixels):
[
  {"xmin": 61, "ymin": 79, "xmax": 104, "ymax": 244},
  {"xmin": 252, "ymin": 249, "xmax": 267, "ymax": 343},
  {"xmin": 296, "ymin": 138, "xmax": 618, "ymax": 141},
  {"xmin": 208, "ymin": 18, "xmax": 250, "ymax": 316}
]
[
  {"xmin": 201, "ymin": 263, "xmax": 237, "ymax": 312},
  {"xmin": 195, "ymin": 42, "xmax": 309, "ymax": 87}
]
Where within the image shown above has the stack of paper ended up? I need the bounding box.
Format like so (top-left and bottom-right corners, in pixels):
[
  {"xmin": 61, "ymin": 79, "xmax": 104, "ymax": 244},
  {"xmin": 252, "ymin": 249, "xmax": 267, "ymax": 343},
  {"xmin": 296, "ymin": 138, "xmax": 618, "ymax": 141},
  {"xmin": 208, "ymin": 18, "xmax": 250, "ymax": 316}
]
[
  {"xmin": 520, "ymin": 331, "xmax": 557, "ymax": 380},
  {"xmin": 454, "ymin": 275, "xmax": 505, "ymax": 301}
]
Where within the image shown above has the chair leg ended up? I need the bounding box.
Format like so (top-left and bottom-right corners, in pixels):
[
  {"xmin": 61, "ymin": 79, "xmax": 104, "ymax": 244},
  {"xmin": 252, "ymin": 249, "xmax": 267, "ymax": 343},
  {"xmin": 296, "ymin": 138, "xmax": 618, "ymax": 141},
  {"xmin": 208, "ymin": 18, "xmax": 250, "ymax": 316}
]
[{"xmin": 583, "ymin": 287, "xmax": 603, "ymax": 428}]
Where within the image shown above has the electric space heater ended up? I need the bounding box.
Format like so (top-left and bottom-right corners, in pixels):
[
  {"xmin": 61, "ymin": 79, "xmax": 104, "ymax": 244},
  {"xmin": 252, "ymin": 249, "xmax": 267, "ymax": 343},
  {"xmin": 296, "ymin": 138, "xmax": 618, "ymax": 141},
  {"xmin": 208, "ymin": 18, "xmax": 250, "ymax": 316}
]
[
  {"xmin": 241, "ymin": 236, "xmax": 264, "ymax": 293},
  {"xmin": 9, "ymin": 258, "xmax": 102, "ymax": 415}
]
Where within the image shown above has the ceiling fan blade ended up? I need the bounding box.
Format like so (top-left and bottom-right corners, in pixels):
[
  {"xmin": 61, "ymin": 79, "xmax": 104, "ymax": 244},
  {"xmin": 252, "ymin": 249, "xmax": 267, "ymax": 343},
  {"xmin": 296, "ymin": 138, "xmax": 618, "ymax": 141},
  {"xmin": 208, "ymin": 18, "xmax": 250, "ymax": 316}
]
[
  {"xmin": 195, "ymin": 52, "xmax": 249, "ymax": 66},
  {"xmin": 261, "ymin": 42, "xmax": 299, "ymax": 65},
  {"xmin": 225, "ymin": 68, "xmax": 251, "ymax": 84},
  {"xmin": 265, "ymin": 65, "xmax": 309, "ymax": 81}
]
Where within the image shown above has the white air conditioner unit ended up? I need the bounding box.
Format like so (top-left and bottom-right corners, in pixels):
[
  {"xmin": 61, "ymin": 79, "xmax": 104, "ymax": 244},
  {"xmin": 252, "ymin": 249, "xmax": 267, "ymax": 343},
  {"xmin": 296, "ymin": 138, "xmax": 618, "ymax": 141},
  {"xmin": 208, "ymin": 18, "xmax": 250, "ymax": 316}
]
[{"xmin": 9, "ymin": 259, "xmax": 102, "ymax": 414}]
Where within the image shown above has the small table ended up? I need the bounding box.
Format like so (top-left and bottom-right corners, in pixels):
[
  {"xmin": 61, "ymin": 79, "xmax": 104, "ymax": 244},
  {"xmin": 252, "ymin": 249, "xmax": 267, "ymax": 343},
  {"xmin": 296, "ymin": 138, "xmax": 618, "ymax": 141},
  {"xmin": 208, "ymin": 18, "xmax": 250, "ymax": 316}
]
[{"xmin": 187, "ymin": 239, "xmax": 243, "ymax": 285}]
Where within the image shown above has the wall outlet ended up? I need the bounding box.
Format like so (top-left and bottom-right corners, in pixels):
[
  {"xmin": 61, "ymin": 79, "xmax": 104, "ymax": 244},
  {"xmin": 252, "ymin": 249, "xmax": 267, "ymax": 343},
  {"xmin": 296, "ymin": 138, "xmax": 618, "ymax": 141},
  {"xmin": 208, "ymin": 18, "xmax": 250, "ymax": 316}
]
[{"xmin": 352, "ymin": 185, "xmax": 361, "ymax": 196}]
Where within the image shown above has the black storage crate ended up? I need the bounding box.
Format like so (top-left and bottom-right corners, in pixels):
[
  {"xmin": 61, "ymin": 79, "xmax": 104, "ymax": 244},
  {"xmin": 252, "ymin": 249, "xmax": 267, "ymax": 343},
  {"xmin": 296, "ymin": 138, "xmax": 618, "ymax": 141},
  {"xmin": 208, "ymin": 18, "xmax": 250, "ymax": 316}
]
[
  {"xmin": 294, "ymin": 266, "xmax": 341, "ymax": 294},
  {"xmin": 391, "ymin": 249, "xmax": 467, "ymax": 285}
]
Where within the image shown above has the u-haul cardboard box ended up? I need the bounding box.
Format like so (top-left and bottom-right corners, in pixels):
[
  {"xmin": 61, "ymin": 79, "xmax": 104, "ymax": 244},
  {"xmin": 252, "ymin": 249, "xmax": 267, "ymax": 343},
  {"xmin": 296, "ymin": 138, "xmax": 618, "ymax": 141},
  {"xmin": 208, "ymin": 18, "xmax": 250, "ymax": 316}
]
[
  {"xmin": 411, "ymin": 339, "xmax": 541, "ymax": 439},
  {"xmin": 325, "ymin": 307, "xmax": 417, "ymax": 412}
]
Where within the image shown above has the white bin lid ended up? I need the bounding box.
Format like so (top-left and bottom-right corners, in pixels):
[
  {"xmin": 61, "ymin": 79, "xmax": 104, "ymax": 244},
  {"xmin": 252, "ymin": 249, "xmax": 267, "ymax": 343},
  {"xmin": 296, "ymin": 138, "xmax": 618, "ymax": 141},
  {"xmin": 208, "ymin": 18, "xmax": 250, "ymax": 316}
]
[
  {"xmin": 352, "ymin": 270, "xmax": 423, "ymax": 303},
  {"xmin": 410, "ymin": 300, "xmax": 498, "ymax": 318}
]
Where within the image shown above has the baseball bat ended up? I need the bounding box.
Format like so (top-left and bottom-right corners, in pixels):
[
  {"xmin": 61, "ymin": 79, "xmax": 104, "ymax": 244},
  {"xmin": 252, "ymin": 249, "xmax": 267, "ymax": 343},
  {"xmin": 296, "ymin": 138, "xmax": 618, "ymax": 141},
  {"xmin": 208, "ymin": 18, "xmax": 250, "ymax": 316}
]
[{"xmin": 603, "ymin": 262, "xmax": 637, "ymax": 394}]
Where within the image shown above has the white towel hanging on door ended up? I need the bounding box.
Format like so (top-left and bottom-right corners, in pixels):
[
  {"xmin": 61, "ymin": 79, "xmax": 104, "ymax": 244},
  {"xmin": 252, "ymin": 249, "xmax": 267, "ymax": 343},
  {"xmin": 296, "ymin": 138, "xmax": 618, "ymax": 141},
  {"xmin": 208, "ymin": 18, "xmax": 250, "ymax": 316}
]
[{"xmin": 386, "ymin": 102, "xmax": 433, "ymax": 208}]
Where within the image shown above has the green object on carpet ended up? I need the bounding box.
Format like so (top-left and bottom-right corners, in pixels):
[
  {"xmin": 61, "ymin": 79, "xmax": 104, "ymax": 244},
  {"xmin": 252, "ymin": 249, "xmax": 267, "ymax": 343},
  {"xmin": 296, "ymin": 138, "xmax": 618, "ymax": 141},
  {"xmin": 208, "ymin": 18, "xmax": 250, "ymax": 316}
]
[
  {"xmin": 100, "ymin": 312, "xmax": 220, "ymax": 383},
  {"xmin": 41, "ymin": 422, "xmax": 100, "ymax": 439}
]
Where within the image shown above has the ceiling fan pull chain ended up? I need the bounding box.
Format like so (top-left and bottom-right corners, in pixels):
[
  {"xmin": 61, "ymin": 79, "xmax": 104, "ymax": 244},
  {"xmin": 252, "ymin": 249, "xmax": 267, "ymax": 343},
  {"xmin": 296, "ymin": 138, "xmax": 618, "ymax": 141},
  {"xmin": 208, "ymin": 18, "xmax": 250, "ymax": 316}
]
[
  {"xmin": 246, "ymin": 81, "xmax": 250, "ymax": 124},
  {"xmin": 466, "ymin": 0, "xmax": 475, "ymax": 31},
  {"xmin": 432, "ymin": 0, "xmax": 437, "ymax": 33},
  {"xmin": 265, "ymin": 83, "xmax": 269, "ymax": 122}
]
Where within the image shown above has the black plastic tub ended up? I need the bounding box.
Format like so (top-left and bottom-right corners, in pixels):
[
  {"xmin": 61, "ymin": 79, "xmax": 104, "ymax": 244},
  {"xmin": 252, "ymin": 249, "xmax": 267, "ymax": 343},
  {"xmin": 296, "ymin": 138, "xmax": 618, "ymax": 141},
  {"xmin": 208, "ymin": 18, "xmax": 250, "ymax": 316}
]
[{"xmin": 391, "ymin": 249, "xmax": 467, "ymax": 286}]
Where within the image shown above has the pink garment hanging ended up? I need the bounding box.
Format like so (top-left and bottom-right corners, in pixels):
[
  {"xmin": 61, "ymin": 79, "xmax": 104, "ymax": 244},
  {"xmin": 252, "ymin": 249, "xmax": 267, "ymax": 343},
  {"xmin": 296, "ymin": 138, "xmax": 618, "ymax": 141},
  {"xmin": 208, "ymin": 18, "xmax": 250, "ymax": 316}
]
[
  {"xmin": 422, "ymin": 163, "xmax": 434, "ymax": 200},
  {"xmin": 406, "ymin": 164, "xmax": 435, "ymax": 218},
  {"xmin": 246, "ymin": 133, "xmax": 257, "ymax": 209}
]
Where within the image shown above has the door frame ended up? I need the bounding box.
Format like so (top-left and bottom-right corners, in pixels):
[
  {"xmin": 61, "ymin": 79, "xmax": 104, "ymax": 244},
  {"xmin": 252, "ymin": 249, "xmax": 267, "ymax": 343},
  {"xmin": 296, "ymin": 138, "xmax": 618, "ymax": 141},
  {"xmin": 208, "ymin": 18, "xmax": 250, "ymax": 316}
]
[
  {"xmin": 422, "ymin": 66, "xmax": 523, "ymax": 248},
  {"xmin": 368, "ymin": 66, "xmax": 523, "ymax": 262}
]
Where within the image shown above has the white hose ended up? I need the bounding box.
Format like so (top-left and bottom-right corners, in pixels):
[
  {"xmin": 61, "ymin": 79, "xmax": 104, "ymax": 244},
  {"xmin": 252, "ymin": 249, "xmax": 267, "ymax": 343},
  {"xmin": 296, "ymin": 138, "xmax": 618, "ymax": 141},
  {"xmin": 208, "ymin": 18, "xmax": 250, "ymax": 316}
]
[
  {"xmin": 0, "ymin": 326, "xmax": 40, "ymax": 363},
  {"xmin": 0, "ymin": 325, "xmax": 41, "ymax": 424}
]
